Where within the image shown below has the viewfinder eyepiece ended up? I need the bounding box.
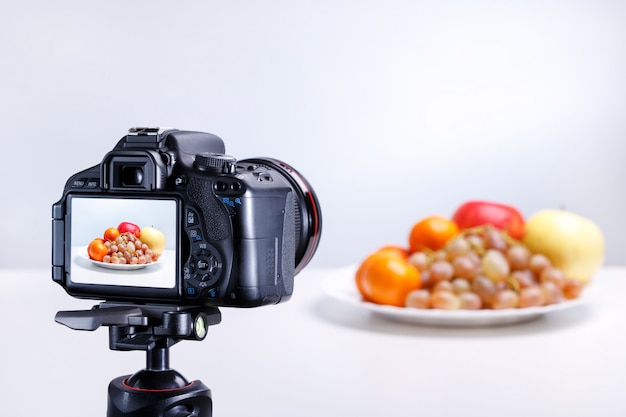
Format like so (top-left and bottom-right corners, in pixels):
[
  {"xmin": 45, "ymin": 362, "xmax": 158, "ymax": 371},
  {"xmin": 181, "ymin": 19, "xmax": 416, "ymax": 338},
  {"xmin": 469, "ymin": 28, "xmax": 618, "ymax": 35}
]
[
  {"xmin": 104, "ymin": 154, "xmax": 161, "ymax": 191},
  {"xmin": 121, "ymin": 166, "xmax": 144, "ymax": 186}
]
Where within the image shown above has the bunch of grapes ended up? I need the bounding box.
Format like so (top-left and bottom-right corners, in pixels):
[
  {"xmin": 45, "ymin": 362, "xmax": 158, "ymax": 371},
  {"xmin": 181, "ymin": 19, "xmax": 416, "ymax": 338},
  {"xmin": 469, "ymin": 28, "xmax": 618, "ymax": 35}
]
[
  {"xmin": 102, "ymin": 232, "xmax": 159, "ymax": 265},
  {"xmin": 405, "ymin": 226, "xmax": 583, "ymax": 310}
]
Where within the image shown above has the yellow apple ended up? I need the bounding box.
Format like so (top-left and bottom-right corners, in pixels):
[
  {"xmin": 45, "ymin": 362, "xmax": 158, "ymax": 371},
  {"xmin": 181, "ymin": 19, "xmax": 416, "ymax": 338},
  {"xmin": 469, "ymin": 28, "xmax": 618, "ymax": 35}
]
[
  {"xmin": 522, "ymin": 209, "xmax": 605, "ymax": 283},
  {"xmin": 140, "ymin": 226, "xmax": 166, "ymax": 255}
]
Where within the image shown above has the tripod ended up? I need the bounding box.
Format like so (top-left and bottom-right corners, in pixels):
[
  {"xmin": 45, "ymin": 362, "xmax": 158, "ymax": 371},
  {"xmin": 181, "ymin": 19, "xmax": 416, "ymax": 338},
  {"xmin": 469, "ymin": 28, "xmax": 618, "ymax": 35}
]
[{"xmin": 55, "ymin": 303, "xmax": 221, "ymax": 417}]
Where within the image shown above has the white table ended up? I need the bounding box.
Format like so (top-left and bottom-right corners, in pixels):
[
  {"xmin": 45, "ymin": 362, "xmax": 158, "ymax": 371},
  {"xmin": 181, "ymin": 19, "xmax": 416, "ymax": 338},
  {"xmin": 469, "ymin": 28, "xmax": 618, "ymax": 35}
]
[{"xmin": 1, "ymin": 267, "xmax": 625, "ymax": 416}]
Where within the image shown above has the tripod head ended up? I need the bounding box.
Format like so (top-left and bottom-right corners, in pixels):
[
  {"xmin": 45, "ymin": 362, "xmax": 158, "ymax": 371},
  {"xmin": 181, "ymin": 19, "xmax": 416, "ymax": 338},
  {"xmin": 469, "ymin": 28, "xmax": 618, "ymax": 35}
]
[
  {"xmin": 55, "ymin": 303, "xmax": 221, "ymax": 416},
  {"xmin": 56, "ymin": 303, "xmax": 221, "ymax": 351}
]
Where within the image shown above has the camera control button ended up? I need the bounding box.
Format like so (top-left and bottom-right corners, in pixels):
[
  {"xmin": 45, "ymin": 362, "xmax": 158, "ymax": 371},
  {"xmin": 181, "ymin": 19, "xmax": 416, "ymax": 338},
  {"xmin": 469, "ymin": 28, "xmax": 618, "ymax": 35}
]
[
  {"xmin": 215, "ymin": 181, "xmax": 228, "ymax": 192},
  {"xmin": 189, "ymin": 229, "xmax": 202, "ymax": 242},
  {"xmin": 185, "ymin": 285, "xmax": 200, "ymax": 298},
  {"xmin": 186, "ymin": 209, "xmax": 199, "ymax": 226},
  {"xmin": 194, "ymin": 153, "xmax": 237, "ymax": 174},
  {"xmin": 174, "ymin": 175, "xmax": 188, "ymax": 186},
  {"xmin": 72, "ymin": 178, "xmax": 86, "ymax": 188},
  {"xmin": 208, "ymin": 255, "xmax": 220, "ymax": 275},
  {"xmin": 196, "ymin": 258, "xmax": 209, "ymax": 271},
  {"xmin": 86, "ymin": 179, "xmax": 99, "ymax": 188}
]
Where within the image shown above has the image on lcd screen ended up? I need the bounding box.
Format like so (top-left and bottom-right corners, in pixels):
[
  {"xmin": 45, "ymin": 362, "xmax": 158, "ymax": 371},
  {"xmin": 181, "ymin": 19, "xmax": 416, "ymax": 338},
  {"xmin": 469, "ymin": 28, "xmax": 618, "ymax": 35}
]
[{"xmin": 69, "ymin": 196, "xmax": 177, "ymax": 288}]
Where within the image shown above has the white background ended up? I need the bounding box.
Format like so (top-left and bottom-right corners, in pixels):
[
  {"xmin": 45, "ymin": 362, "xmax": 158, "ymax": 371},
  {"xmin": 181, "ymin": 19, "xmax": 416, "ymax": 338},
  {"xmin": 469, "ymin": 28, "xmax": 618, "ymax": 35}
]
[{"xmin": 1, "ymin": 0, "xmax": 625, "ymax": 270}]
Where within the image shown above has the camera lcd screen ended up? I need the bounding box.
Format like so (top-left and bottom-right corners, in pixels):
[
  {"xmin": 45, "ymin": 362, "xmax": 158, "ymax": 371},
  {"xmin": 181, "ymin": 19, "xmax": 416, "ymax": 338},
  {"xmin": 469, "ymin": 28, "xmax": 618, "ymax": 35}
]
[{"xmin": 68, "ymin": 196, "xmax": 178, "ymax": 289}]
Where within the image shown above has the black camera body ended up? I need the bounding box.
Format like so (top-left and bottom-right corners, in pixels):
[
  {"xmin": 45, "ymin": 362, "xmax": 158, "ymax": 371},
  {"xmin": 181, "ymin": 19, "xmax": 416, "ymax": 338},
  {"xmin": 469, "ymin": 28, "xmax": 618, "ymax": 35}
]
[{"xmin": 52, "ymin": 128, "xmax": 321, "ymax": 307}]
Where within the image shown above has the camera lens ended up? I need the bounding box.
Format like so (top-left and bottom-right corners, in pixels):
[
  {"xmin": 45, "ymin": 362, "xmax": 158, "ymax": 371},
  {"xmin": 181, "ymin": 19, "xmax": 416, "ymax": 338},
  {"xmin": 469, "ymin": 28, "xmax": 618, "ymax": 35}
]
[
  {"xmin": 242, "ymin": 158, "xmax": 322, "ymax": 274},
  {"xmin": 121, "ymin": 166, "xmax": 144, "ymax": 186}
]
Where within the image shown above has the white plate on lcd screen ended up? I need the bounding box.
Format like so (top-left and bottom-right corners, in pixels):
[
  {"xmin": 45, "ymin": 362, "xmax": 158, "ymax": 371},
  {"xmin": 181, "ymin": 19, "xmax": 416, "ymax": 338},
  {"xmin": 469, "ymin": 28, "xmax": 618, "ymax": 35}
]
[
  {"xmin": 321, "ymin": 266, "xmax": 588, "ymax": 327},
  {"xmin": 79, "ymin": 247, "xmax": 159, "ymax": 271}
]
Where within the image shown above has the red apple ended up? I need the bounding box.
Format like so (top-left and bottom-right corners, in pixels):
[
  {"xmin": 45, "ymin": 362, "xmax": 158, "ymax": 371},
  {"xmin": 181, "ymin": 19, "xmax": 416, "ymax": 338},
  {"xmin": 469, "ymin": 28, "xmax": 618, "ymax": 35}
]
[
  {"xmin": 118, "ymin": 221, "xmax": 141, "ymax": 238},
  {"xmin": 452, "ymin": 200, "xmax": 525, "ymax": 240}
]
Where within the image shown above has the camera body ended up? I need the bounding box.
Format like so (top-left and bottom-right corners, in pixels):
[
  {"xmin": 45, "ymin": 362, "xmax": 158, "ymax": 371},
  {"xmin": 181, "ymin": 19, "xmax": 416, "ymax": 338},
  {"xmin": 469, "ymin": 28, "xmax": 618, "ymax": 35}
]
[{"xmin": 52, "ymin": 128, "xmax": 321, "ymax": 307}]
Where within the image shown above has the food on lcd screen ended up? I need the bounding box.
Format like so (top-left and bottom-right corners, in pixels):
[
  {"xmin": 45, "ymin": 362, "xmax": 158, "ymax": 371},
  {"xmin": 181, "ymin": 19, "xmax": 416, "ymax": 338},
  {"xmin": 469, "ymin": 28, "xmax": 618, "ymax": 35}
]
[{"xmin": 87, "ymin": 222, "xmax": 165, "ymax": 265}]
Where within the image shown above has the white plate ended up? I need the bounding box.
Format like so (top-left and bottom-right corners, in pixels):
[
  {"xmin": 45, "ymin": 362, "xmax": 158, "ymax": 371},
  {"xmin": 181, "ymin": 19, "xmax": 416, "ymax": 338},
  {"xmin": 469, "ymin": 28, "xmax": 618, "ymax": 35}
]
[
  {"xmin": 78, "ymin": 247, "xmax": 159, "ymax": 271},
  {"xmin": 321, "ymin": 266, "xmax": 588, "ymax": 327}
]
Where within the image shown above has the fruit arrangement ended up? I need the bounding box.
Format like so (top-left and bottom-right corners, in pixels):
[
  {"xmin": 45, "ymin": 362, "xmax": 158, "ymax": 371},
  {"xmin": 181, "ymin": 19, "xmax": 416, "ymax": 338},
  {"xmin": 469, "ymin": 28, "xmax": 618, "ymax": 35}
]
[
  {"xmin": 355, "ymin": 201, "xmax": 605, "ymax": 310},
  {"xmin": 87, "ymin": 222, "xmax": 166, "ymax": 265}
]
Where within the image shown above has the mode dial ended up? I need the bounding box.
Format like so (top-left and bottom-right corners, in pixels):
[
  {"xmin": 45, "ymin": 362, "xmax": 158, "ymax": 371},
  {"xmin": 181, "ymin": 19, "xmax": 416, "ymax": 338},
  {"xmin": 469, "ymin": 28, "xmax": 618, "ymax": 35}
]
[{"xmin": 193, "ymin": 153, "xmax": 237, "ymax": 174}]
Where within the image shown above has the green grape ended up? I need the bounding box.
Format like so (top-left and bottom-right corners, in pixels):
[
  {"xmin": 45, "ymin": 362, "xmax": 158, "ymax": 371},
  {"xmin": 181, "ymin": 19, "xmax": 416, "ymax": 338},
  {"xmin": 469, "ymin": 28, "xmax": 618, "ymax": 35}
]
[
  {"xmin": 491, "ymin": 289, "xmax": 519, "ymax": 309},
  {"xmin": 430, "ymin": 291, "xmax": 461, "ymax": 310},
  {"xmin": 529, "ymin": 253, "xmax": 551, "ymax": 276},
  {"xmin": 481, "ymin": 249, "xmax": 510, "ymax": 282},
  {"xmin": 466, "ymin": 251, "xmax": 481, "ymax": 268},
  {"xmin": 540, "ymin": 267, "xmax": 566, "ymax": 288},
  {"xmin": 429, "ymin": 260, "xmax": 454, "ymax": 283},
  {"xmin": 507, "ymin": 245, "xmax": 530, "ymax": 271},
  {"xmin": 466, "ymin": 235, "xmax": 485, "ymax": 253},
  {"xmin": 511, "ymin": 269, "xmax": 535, "ymax": 288},
  {"xmin": 518, "ymin": 286, "xmax": 544, "ymax": 308},
  {"xmin": 472, "ymin": 275, "xmax": 496, "ymax": 306},
  {"xmin": 541, "ymin": 281, "xmax": 563, "ymax": 305},
  {"xmin": 405, "ymin": 289, "xmax": 430, "ymax": 309},
  {"xmin": 408, "ymin": 251, "xmax": 430, "ymax": 272},
  {"xmin": 453, "ymin": 256, "xmax": 479, "ymax": 280},
  {"xmin": 459, "ymin": 292, "xmax": 483, "ymax": 310},
  {"xmin": 451, "ymin": 278, "xmax": 471, "ymax": 294},
  {"xmin": 433, "ymin": 280, "xmax": 453, "ymax": 293},
  {"xmin": 446, "ymin": 237, "xmax": 471, "ymax": 260},
  {"xmin": 127, "ymin": 242, "xmax": 136, "ymax": 253},
  {"xmin": 419, "ymin": 270, "xmax": 432, "ymax": 289},
  {"xmin": 563, "ymin": 279, "xmax": 583, "ymax": 300},
  {"xmin": 483, "ymin": 228, "xmax": 508, "ymax": 251}
]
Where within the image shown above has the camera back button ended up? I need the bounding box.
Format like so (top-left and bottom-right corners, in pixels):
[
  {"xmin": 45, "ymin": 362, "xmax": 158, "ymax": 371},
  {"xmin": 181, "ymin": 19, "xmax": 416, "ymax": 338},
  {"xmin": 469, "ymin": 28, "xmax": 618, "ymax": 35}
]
[
  {"xmin": 186, "ymin": 209, "xmax": 199, "ymax": 226},
  {"xmin": 196, "ymin": 259, "xmax": 209, "ymax": 271},
  {"xmin": 72, "ymin": 179, "xmax": 86, "ymax": 188}
]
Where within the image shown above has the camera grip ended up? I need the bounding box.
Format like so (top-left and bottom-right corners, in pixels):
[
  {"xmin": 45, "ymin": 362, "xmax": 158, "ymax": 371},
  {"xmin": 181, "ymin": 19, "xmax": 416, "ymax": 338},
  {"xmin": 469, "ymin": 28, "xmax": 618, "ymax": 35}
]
[{"xmin": 187, "ymin": 178, "xmax": 231, "ymax": 241}]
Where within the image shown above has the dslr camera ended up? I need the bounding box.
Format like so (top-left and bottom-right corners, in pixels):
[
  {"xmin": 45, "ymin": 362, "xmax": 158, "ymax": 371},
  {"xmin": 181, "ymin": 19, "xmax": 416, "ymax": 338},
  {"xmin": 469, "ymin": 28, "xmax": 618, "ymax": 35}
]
[{"xmin": 52, "ymin": 127, "xmax": 322, "ymax": 308}]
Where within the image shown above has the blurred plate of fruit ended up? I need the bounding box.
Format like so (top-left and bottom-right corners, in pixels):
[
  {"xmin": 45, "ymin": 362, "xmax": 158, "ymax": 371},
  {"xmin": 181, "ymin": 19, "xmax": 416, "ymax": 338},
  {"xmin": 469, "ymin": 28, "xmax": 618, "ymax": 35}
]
[
  {"xmin": 326, "ymin": 200, "xmax": 604, "ymax": 326},
  {"xmin": 322, "ymin": 266, "xmax": 588, "ymax": 326}
]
